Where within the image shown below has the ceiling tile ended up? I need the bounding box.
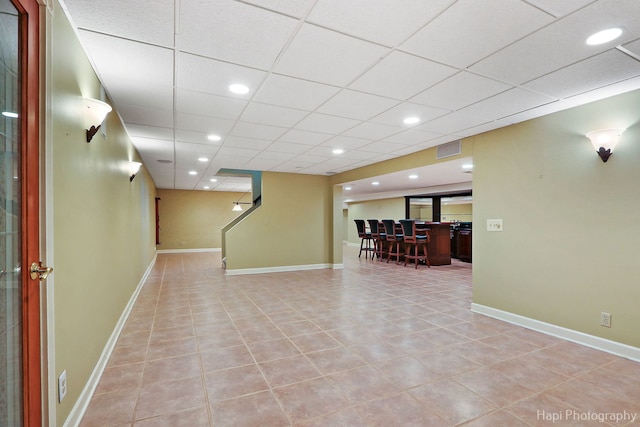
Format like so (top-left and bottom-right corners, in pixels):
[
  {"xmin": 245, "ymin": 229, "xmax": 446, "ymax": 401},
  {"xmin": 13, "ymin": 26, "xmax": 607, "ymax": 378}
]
[
  {"xmin": 230, "ymin": 122, "xmax": 288, "ymax": 140},
  {"xmin": 240, "ymin": 102, "xmax": 309, "ymax": 127},
  {"xmin": 470, "ymin": 0, "xmax": 640, "ymax": 84},
  {"xmin": 342, "ymin": 122, "xmax": 403, "ymax": 140},
  {"xmin": 357, "ymin": 140, "xmax": 412, "ymax": 154},
  {"xmin": 526, "ymin": 0, "xmax": 595, "ymax": 17},
  {"xmin": 307, "ymin": 0, "xmax": 454, "ymax": 46},
  {"xmin": 63, "ymin": 0, "xmax": 175, "ymax": 46},
  {"xmin": 175, "ymin": 113, "xmax": 236, "ymax": 134},
  {"xmin": 177, "ymin": 53, "xmax": 268, "ymax": 97},
  {"xmin": 294, "ymin": 113, "xmax": 360, "ymax": 134},
  {"xmin": 240, "ymin": 0, "xmax": 316, "ymax": 18},
  {"xmin": 411, "ymin": 72, "xmax": 513, "ymax": 111},
  {"xmin": 277, "ymin": 129, "xmax": 333, "ymax": 145},
  {"xmin": 273, "ymin": 23, "xmax": 389, "ymax": 86},
  {"xmin": 370, "ymin": 102, "xmax": 449, "ymax": 128},
  {"xmin": 176, "ymin": 90, "xmax": 248, "ymax": 120},
  {"xmin": 316, "ymin": 90, "xmax": 399, "ymax": 121},
  {"xmin": 254, "ymin": 74, "xmax": 340, "ymax": 111},
  {"xmin": 384, "ymin": 129, "xmax": 441, "ymax": 145},
  {"xmin": 175, "ymin": 129, "xmax": 223, "ymax": 146},
  {"xmin": 125, "ymin": 124, "xmax": 173, "ymax": 140},
  {"xmin": 175, "ymin": 141, "xmax": 221, "ymax": 154},
  {"xmin": 223, "ymin": 136, "xmax": 272, "ymax": 150},
  {"xmin": 104, "ymin": 78, "xmax": 173, "ymax": 111},
  {"xmin": 117, "ymin": 104, "xmax": 173, "ymax": 128},
  {"xmin": 321, "ymin": 135, "xmax": 371, "ymax": 151},
  {"xmin": 77, "ymin": 31, "xmax": 173, "ymax": 87},
  {"xmin": 624, "ymin": 39, "xmax": 640, "ymax": 57},
  {"xmin": 400, "ymin": 0, "xmax": 554, "ymax": 68},
  {"xmin": 524, "ymin": 50, "xmax": 640, "ymax": 99},
  {"xmin": 264, "ymin": 141, "xmax": 314, "ymax": 154},
  {"xmin": 179, "ymin": 0, "xmax": 299, "ymax": 69},
  {"xmin": 350, "ymin": 51, "xmax": 458, "ymax": 100},
  {"xmin": 458, "ymin": 88, "xmax": 557, "ymax": 122}
]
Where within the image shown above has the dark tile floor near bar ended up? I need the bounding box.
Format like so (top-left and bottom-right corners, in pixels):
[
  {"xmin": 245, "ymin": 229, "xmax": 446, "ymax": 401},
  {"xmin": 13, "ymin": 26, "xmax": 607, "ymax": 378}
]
[{"xmin": 80, "ymin": 247, "xmax": 640, "ymax": 426}]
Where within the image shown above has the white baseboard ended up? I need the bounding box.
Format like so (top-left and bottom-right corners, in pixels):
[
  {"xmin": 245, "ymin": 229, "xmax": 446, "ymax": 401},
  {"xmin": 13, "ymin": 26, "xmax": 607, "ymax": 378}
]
[
  {"xmin": 471, "ymin": 303, "xmax": 640, "ymax": 363},
  {"xmin": 156, "ymin": 247, "xmax": 221, "ymax": 253},
  {"xmin": 63, "ymin": 254, "xmax": 158, "ymax": 427},
  {"xmin": 226, "ymin": 263, "xmax": 332, "ymax": 276},
  {"xmin": 332, "ymin": 264, "xmax": 344, "ymax": 269}
]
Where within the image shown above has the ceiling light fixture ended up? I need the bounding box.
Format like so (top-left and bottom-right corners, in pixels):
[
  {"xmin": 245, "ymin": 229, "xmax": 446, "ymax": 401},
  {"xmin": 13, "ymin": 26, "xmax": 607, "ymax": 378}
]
[
  {"xmin": 207, "ymin": 134, "xmax": 222, "ymax": 141},
  {"xmin": 372, "ymin": 181, "xmax": 380, "ymax": 186},
  {"xmin": 83, "ymin": 97, "xmax": 112, "ymax": 142},
  {"xmin": 332, "ymin": 148, "xmax": 344, "ymax": 155},
  {"xmin": 403, "ymin": 116, "xmax": 420, "ymax": 125},
  {"xmin": 229, "ymin": 83, "xmax": 249, "ymax": 95},
  {"xmin": 586, "ymin": 128, "xmax": 624, "ymax": 162},
  {"xmin": 2, "ymin": 111, "xmax": 18, "ymax": 118},
  {"xmin": 210, "ymin": 178, "xmax": 218, "ymax": 182},
  {"xmin": 198, "ymin": 157, "xmax": 208, "ymax": 162},
  {"xmin": 188, "ymin": 171, "xmax": 197, "ymax": 175},
  {"xmin": 462, "ymin": 164, "xmax": 473, "ymax": 169},
  {"xmin": 408, "ymin": 174, "xmax": 418, "ymax": 179},
  {"xmin": 204, "ymin": 186, "xmax": 210, "ymax": 190},
  {"xmin": 586, "ymin": 27, "xmax": 623, "ymax": 45},
  {"xmin": 345, "ymin": 186, "xmax": 352, "ymax": 190}
]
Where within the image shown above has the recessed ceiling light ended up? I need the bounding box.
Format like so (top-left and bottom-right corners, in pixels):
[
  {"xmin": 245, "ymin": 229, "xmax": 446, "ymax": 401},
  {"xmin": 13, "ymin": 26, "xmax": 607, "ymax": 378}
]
[
  {"xmin": 203, "ymin": 186, "xmax": 210, "ymax": 190},
  {"xmin": 462, "ymin": 164, "xmax": 473, "ymax": 169},
  {"xmin": 207, "ymin": 134, "xmax": 221, "ymax": 141},
  {"xmin": 403, "ymin": 116, "xmax": 420, "ymax": 125},
  {"xmin": 2, "ymin": 111, "xmax": 18, "ymax": 118},
  {"xmin": 409, "ymin": 174, "xmax": 418, "ymax": 179},
  {"xmin": 198, "ymin": 157, "xmax": 208, "ymax": 162},
  {"xmin": 332, "ymin": 148, "xmax": 344, "ymax": 155},
  {"xmin": 188, "ymin": 171, "xmax": 197, "ymax": 175},
  {"xmin": 372, "ymin": 181, "xmax": 380, "ymax": 186},
  {"xmin": 210, "ymin": 178, "xmax": 218, "ymax": 182},
  {"xmin": 229, "ymin": 83, "xmax": 249, "ymax": 94},
  {"xmin": 586, "ymin": 27, "xmax": 623, "ymax": 45},
  {"xmin": 345, "ymin": 186, "xmax": 352, "ymax": 190}
]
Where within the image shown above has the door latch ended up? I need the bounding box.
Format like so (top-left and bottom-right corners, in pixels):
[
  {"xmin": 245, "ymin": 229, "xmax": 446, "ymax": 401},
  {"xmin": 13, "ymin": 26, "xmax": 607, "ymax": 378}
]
[{"xmin": 30, "ymin": 261, "xmax": 53, "ymax": 281}]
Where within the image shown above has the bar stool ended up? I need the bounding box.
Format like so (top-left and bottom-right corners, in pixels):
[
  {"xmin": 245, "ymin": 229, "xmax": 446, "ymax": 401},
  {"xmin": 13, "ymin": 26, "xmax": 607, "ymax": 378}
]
[
  {"xmin": 399, "ymin": 219, "xmax": 430, "ymax": 269},
  {"xmin": 367, "ymin": 219, "xmax": 387, "ymax": 260},
  {"xmin": 354, "ymin": 219, "xmax": 374, "ymax": 259},
  {"xmin": 382, "ymin": 219, "xmax": 404, "ymax": 264}
]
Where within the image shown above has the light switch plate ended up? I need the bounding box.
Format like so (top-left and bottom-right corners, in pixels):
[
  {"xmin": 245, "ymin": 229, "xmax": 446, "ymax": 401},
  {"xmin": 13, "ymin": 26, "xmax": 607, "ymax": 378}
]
[{"xmin": 487, "ymin": 219, "xmax": 503, "ymax": 232}]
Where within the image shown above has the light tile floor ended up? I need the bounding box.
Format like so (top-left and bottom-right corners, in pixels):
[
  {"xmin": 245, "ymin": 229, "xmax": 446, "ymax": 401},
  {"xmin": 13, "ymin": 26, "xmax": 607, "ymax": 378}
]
[{"xmin": 80, "ymin": 247, "xmax": 640, "ymax": 426}]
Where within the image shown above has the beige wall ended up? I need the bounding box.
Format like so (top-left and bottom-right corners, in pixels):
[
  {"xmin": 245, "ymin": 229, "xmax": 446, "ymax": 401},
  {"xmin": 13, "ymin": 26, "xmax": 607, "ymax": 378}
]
[
  {"xmin": 442, "ymin": 203, "xmax": 472, "ymax": 222},
  {"xmin": 49, "ymin": 2, "xmax": 156, "ymax": 424},
  {"xmin": 346, "ymin": 198, "xmax": 405, "ymax": 244},
  {"xmin": 225, "ymin": 172, "xmax": 334, "ymax": 270},
  {"xmin": 156, "ymin": 189, "xmax": 244, "ymax": 250},
  {"xmin": 473, "ymin": 89, "xmax": 640, "ymax": 348}
]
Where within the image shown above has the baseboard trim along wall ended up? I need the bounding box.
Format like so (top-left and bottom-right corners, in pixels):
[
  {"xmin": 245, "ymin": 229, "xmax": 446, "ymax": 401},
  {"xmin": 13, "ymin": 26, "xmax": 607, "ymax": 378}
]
[
  {"xmin": 226, "ymin": 263, "xmax": 333, "ymax": 276},
  {"xmin": 64, "ymin": 254, "xmax": 158, "ymax": 427},
  {"xmin": 156, "ymin": 247, "xmax": 221, "ymax": 253},
  {"xmin": 471, "ymin": 303, "xmax": 640, "ymax": 363}
]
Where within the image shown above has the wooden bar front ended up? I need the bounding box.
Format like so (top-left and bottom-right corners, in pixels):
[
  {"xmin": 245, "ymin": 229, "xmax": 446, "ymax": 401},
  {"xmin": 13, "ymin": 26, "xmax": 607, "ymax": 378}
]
[{"xmin": 417, "ymin": 222, "xmax": 451, "ymax": 266}]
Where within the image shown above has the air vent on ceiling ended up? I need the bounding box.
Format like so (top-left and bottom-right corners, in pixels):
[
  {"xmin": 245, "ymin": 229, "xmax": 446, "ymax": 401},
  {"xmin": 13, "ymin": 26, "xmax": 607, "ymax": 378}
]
[{"xmin": 436, "ymin": 140, "xmax": 461, "ymax": 160}]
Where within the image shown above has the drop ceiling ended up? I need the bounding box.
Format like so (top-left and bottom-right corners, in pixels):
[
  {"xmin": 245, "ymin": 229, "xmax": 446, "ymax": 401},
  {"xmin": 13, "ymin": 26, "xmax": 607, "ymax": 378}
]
[{"xmin": 60, "ymin": 0, "xmax": 640, "ymax": 198}]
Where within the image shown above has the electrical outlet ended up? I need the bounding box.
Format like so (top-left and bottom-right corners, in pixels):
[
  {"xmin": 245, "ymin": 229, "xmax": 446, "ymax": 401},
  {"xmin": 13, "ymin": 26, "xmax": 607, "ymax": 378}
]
[
  {"xmin": 58, "ymin": 370, "xmax": 67, "ymax": 402},
  {"xmin": 600, "ymin": 312, "xmax": 611, "ymax": 328}
]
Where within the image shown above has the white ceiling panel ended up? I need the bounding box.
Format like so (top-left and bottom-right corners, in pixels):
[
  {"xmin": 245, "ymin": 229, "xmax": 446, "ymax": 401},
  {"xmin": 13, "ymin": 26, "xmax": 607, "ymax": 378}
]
[
  {"xmin": 411, "ymin": 72, "xmax": 513, "ymax": 111},
  {"xmin": 307, "ymin": 0, "xmax": 454, "ymax": 46},
  {"xmin": 350, "ymin": 51, "xmax": 457, "ymax": 100},
  {"xmin": 63, "ymin": 0, "xmax": 175, "ymax": 47},
  {"xmin": 240, "ymin": 0, "xmax": 316, "ymax": 18},
  {"xmin": 358, "ymin": 141, "xmax": 412, "ymax": 154},
  {"xmin": 316, "ymin": 90, "xmax": 399, "ymax": 121},
  {"xmin": 400, "ymin": 0, "xmax": 554, "ymax": 68},
  {"xmin": 370, "ymin": 102, "xmax": 449, "ymax": 128},
  {"xmin": 240, "ymin": 103, "xmax": 309, "ymax": 127},
  {"xmin": 273, "ymin": 23, "xmax": 389, "ymax": 86},
  {"xmin": 418, "ymin": 110, "xmax": 493, "ymax": 135},
  {"xmin": 624, "ymin": 39, "xmax": 640, "ymax": 57},
  {"xmin": 104, "ymin": 78, "xmax": 173, "ymax": 111},
  {"xmin": 384, "ymin": 129, "xmax": 441, "ymax": 145},
  {"xmin": 77, "ymin": 31, "xmax": 173, "ymax": 86},
  {"xmin": 179, "ymin": 0, "xmax": 299, "ymax": 69},
  {"xmin": 459, "ymin": 88, "xmax": 557, "ymax": 122},
  {"xmin": 125, "ymin": 124, "xmax": 173, "ymax": 140},
  {"xmin": 242, "ymin": 158, "xmax": 286, "ymax": 171},
  {"xmin": 294, "ymin": 113, "xmax": 360, "ymax": 134},
  {"xmin": 524, "ymin": 50, "xmax": 640, "ymax": 99},
  {"xmin": 230, "ymin": 122, "xmax": 288, "ymax": 140},
  {"xmin": 264, "ymin": 141, "xmax": 314, "ymax": 154},
  {"xmin": 175, "ymin": 129, "xmax": 223, "ymax": 146},
  {"xmin": 223, "ymin": 136, "xmax": 272, "ymax": 150},
  {"xmin": 116, "ymin": 104, "xmax": 173, "ymax": 128},
  {"xmin": 175, "ymin": 141, "xmax": 221, "ymax": 154},
  {"xmin": 277, "ymin": 129, "xmax": 332, "ymax": 146},
  {"xmin": 253, "ymin": 74, "xmax": 340, "ymax": 111},
  {"xmin": 175, "ymin": 114, "xmax": 236, "ymax": 134},
  {"xmin": 176, "ymin": 90, "xmax": 248, "ymax": 120},
  {"xmin": 177, "ymin": 53, "xmax": 268, "ymax": 97},
  {"xmin": 321, "ymin": 135, "xmax": 371, "ymax": 151},
  {"xmin": 342, "ymin": 122, "xmax": 405, "ymax": 140},
  {"xmin": 526, "ymin": 0, "xmax": 596, "ymax": 18},
  {"xmin": 470, "ymin": 0, "xmax": 640, "ymax": 84}
]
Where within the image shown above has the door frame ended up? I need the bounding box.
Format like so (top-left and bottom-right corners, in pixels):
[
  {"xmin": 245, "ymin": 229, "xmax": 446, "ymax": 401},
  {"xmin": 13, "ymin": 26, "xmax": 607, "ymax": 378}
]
[{"xmin": 14, "ymin": 0, "xmax": 42, "ymax": 424}]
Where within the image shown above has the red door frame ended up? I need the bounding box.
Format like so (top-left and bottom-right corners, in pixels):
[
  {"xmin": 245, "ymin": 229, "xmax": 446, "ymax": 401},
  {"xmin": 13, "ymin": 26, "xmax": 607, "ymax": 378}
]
[{"xmin": 14, "ymin": 0, "xmax": 42, "ymax": 424}]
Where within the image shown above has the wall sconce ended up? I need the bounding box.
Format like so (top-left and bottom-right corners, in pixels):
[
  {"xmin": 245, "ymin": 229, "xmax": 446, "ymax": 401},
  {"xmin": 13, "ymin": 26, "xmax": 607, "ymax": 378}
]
[
  {"xmin": 83, "ymin": 98, "xmax": 112, "ymax": 143},
  {"xmin": 129, "ymin": 162, "xmax": 142, "ymax": 182},
  {"xmin": 586, "ymin": 128, "xmax": 624, "ymax": 162},
  {"xmin": 232, "ymin": 201, "xmax": 251, "ymax": 212}
]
